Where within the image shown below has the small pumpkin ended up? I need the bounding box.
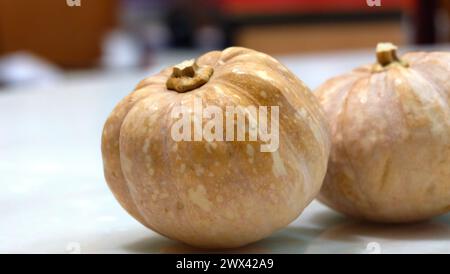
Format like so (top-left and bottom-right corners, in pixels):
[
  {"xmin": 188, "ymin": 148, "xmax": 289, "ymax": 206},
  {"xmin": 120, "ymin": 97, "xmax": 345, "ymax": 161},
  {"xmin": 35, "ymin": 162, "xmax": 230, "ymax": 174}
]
[
  {"xmin": 316, "ymin": 43, "xmax": 450, "ymax": 223},
  {"xmin": 101, "ymin": 47, "xmax": 330, "ymax": 248}
]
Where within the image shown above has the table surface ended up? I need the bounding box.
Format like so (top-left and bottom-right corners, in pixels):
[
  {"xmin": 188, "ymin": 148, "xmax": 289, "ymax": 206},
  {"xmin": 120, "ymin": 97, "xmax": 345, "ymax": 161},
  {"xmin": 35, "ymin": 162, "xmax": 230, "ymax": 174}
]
[{"xmin": 1, "ymin": 47, "xmax": 450, "ymax": 254}]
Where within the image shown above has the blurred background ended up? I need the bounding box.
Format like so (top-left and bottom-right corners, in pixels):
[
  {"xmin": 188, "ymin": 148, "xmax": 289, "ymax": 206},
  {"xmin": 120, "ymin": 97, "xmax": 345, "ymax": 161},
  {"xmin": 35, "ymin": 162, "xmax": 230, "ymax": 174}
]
[{"xmin": 0, "ymin": 0, "xmax": 449, "ymax": 87}]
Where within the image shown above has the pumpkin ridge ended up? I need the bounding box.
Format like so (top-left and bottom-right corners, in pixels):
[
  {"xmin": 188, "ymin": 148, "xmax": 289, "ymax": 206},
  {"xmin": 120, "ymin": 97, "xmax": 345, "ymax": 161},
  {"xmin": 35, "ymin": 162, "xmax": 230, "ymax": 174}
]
[
  {"xmin": 117, "ymin": 91, "xmax": 176, "ymax": 225},
  {"xmin": 410, "ymin": 56, "xmax": 450, "ymax": 108},
  {"xmin": 337, "ymin": 76, "xmax": 376, "ymax": 216},
  {"xmin": 102, "ymin": 87, "xmax": 167, "ymax": 225}
]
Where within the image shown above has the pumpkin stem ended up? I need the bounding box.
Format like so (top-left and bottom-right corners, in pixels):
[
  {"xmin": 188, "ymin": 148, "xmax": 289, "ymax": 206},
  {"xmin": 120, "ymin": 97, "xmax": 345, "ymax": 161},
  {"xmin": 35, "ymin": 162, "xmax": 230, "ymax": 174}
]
[
  {"xmin": 376, "ymin": 42, "xmax": 406, "ymax": 67},
  {"xmin": 166, "ymin": 59, "xmax": 213, "ymax": 93}
]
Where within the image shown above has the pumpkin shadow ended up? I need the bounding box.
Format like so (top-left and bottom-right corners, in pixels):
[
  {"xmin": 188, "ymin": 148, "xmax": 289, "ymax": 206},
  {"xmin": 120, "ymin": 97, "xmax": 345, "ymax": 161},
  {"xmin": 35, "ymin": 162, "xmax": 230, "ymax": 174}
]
[
  {"xmin": 122, "ymin": 207, "xmax": 346, "ymax": 253},
  {"xmin": 122, "ymin": 226, "xmax": 323, "ymax": 254},
  {"xmin": 121, "ymin": 212, "xmax": 450, "ymax": 253},
  {"xmin": 324, "ymin": 213, "xmax": 450, "ymax": 241},
  {"xmin": 305, "ymin": 207, "xmax": 348, "ymax": 228},
  {"xmin": 303, "ymin": 213, "xmax": 450, "ymax": 253}
]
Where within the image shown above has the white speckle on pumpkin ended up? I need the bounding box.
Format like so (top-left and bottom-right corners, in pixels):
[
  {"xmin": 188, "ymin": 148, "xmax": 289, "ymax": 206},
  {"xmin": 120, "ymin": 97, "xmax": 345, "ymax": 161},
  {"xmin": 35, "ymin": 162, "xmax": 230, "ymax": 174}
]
[
  {"xmin": 232, "ymin": 68, "xmax": 245, "ymax": 74},
  {"xmin": 310, "ymin": 122, "xmax": 325, "ymax": 150},
  {"xmin": 395, "ymin": 78, "xmax": 403, "ymax": 86},
  {"xmin": 145, "ymin": 154, "xmax": 154, "ymax": 175},
  {"xmin": 246, "ymin": 144, "xmax": 254, "ymax": 157},
  {"xmin": 296, "ymin": 108, "xmax": 307, "ymax": 119},
  {"xmin": 188, "ymin": 185, "xmax": 212, "ymax": 211},
  {"xmin": 256, "ymin": 70, "xmax": 272, "ymax": 81},
  {"xmin": 179, "ymin": 163, "xmax": 186, "ymax": 173},
  {"xmin": 142, "ymin": 138, "xmax": 150, "ymax": 152},
  {"xmin": 194, "ymin": 164, "xmax": 205, "ymax": 176},
  {"xmin": 260, "ymin": 91, "xmax": 267, "ymax": 98},
  {"xmin": 121, "ymin": 156, "xmax": 133, "ymax": 174},
  {"xmin": 171, "ymin": 143, "xmax": 178, "ymax": 152},
  {"xmin": 205, "ymin": 143, "xmax": 212, "ymax": 154},
  {"xmin": 271, "ymin": 150, "xmax": 287, "ymax": 177},
  {"xmin": 278, "ymin": 65, "xmax": 289, "ymax": 73},
  {"xmin": 359, "ymin": 93, "xmax": 368, "ymax": 104}
]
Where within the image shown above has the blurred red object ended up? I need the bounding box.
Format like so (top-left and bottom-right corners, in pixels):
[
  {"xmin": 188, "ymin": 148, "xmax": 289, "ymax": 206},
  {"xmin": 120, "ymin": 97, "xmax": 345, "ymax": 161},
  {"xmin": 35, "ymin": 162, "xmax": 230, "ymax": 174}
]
[{"xmin": 219, "ymin": 0, "xmax": 414, "ymax": 15}]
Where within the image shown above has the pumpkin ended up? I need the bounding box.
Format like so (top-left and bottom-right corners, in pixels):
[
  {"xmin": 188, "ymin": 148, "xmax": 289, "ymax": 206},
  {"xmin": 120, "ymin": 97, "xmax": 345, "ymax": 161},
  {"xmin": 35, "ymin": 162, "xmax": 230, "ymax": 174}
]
[
  {"xmin": 101, "ymin": 47, "xmax": 330, "ymax": 248},
  {"xmin": 315, "ymin": 42, "xmax": 450, "ymax": 223}
]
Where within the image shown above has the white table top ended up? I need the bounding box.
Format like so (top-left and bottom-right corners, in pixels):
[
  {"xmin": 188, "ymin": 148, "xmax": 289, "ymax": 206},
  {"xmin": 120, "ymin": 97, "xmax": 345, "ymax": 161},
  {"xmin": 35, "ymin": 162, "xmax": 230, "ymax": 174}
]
[{"xmin": 1, "ymin": 48, "xmax": 449, "ymax": 254}]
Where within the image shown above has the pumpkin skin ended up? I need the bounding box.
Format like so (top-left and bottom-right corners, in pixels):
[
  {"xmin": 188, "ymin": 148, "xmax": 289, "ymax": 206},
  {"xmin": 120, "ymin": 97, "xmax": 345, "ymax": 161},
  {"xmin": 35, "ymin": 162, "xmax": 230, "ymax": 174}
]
[
  {"xmin": 315, "ymin": 43, "xmax": 450, "ymax": 223},
  {"xmin": 101, "ymin": 47, "xmax": 330, "ymax": 248}
]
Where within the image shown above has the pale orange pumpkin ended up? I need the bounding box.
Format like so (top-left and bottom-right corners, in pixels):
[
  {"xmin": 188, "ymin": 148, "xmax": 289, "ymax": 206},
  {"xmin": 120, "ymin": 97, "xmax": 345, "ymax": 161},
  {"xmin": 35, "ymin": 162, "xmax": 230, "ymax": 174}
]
[
  {"xmin": 101, "ymin": 47, "xmax": 330, "ymax": 248},
  {"xmin": 316, "ymin": 43, "xmax": 450, "ymax": 223}
]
